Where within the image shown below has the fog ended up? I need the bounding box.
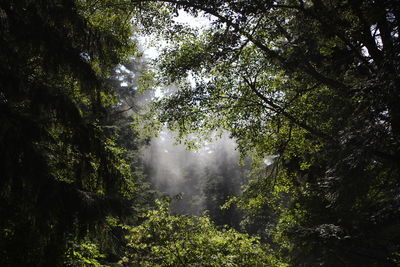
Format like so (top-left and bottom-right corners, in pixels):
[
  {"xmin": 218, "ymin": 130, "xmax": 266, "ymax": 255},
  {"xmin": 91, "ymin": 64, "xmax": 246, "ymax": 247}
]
[
  {"xmin": 114, "ymin": 51, "xmax": 248, "ymax": 220},
  {"xmin": 142, "ymin": 130, "xmax": 247, "ymax": 217}
]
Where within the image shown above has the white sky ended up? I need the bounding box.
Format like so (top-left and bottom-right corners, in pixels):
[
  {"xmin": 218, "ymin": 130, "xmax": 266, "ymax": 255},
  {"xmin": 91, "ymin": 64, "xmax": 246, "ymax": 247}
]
[
  {"xmin": 173, "ymin": 10, "xmax": 211, "ymax": 28},
  {"xmin": 140, "ymin": 10, "xmax": 211, "ymax": 60},
  {"xmin": 138, "ymin": 10, "xmax": 212, "ymax": 98}
]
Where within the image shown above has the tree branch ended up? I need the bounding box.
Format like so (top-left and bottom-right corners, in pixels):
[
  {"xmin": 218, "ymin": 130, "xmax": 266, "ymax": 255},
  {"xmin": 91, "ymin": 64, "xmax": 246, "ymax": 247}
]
[
  {"xmin": 243, "ymin": 76, "xmax": 334, "ymax": 142},
  {"xmin": 131, "ymin": 0, "xmax": 349, "ymax": 94}
]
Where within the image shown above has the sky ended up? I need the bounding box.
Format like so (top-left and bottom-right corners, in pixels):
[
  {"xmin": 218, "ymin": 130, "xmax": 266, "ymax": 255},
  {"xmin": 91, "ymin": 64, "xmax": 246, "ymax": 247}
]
[{"xmin": 141, "ymin": 10, "xmax": 212, "ymax": 60}]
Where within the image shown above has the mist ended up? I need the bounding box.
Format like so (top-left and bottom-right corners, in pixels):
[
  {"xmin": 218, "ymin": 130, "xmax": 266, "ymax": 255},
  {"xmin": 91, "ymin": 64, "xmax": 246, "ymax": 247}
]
[
  {"xmin": 142, "ymin": 130, "xmax": 248, "ymax": 220},
  {"xmin": 113, "ymin": 52, "xmax": 248, "ymax": 224}
]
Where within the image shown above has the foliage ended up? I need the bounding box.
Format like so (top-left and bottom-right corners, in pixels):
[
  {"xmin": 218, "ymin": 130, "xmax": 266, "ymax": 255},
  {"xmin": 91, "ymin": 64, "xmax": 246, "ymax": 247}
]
[
  {"xmin": 141, "ymin": 0, "xmax": 400, "ymax": 265},
  {"xmin": 0, "ymin": 0, "xmax": 147, "ymax": 265},
  {"xmin": 65, "ymin": 240, "xmax": 106, "ymax": 267},
  {"xmin": 122, "ymin": 200, "xmax": 284, "ymax": 267},
  {"xmin": 2, "ymin": 0, "xmax": 400, "ymax": 265}
]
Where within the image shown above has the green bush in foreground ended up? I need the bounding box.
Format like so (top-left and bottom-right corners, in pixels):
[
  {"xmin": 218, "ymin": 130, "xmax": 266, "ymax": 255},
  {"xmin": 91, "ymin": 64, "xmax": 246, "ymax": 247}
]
[{"xmin": 121, "ymin": 200, "xmax": 286, "ymax": 267}]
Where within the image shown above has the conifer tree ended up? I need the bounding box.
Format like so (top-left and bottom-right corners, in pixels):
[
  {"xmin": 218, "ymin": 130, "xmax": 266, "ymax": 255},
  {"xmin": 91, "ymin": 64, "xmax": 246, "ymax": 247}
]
[{"xmin": 0, "ymin": 0, "xmax": 142, "ymax": 265}]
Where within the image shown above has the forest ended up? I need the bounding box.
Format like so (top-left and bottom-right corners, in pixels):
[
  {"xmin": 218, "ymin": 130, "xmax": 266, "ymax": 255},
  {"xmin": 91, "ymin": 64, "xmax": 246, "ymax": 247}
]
[{"xmin": 0, "ymin": 0, "xmax": 399, "ymax": 266}]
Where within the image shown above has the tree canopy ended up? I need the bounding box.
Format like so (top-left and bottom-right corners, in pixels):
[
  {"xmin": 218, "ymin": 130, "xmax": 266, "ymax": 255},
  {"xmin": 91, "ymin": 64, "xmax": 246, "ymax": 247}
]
[{"xmin": 144, "ymin": 0, "xmax": 400, "ymax": 265}]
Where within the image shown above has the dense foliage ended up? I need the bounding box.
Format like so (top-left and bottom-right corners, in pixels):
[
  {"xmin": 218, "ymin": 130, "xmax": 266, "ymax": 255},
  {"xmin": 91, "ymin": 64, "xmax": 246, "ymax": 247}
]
[
  {"xmin": 147, "ymin": 0, "xmax": 400, "ymax": 265},
  {"xmin": 0, "ymin": 0, "xmax": 144, "ymax": 265},
  {"xmin": 122, "ymin": 200, "xmax": 283, "ymax": 266},
  {"xmin": 1, "ymin": 0, "xmax": 400, "ymax": 266}
]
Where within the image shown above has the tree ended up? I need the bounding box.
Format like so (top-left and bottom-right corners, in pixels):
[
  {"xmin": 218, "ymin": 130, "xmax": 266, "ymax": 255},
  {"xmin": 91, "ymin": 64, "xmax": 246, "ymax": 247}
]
[
  {"xmin": 0, "ymin": 0, "xmax": 143, "ymax": 265},
  {"xmin": 202, "ymin": 141, "xmax": 245, "ymax": 228},
  {"xmin": 134, "ymin": 0, "xmax": 400, "ymax": 265}
]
